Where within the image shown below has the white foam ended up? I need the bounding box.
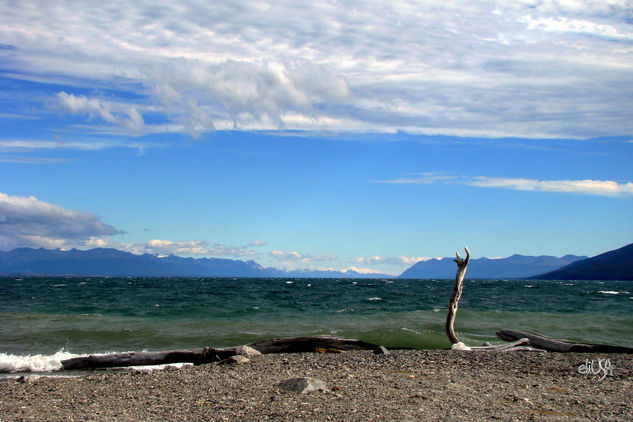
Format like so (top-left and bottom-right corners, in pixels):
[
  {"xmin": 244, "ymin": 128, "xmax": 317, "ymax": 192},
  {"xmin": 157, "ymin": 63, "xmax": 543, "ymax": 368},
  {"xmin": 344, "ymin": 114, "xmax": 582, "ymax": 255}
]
[
  {"xmin": 599, "ymin": 290, "xmax": 620, "ymax": 295},
  {"xmin": 0, "ymin": 350, "xmax": 80, "ymax": 373},
  {"xmin": 123, "ymin": 362, "xmax": 193, "ymax": 373},
  {"xmin": 367, "ymin": 297, "xmax": 382, "ymax": 301}
]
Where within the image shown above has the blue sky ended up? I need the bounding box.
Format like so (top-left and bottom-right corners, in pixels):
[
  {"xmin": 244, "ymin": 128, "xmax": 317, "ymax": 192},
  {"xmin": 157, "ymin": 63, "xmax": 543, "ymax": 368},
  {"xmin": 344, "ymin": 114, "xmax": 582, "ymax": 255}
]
[{"xmin": 1, "ymin": 1, "xmax": 632, "ymax": 275}]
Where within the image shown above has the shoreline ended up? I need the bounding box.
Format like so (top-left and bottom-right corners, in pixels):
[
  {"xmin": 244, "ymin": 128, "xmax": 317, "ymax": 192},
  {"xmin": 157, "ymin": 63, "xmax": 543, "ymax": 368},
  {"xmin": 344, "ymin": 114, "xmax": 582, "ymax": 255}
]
[{"xmin": 2, "ymin": 350, "xmax": 631, "ymax": 421}]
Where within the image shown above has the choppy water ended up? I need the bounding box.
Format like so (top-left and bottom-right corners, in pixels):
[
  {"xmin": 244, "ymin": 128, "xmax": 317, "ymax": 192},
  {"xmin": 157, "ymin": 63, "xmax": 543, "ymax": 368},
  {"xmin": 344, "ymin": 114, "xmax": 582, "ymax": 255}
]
[{"xmin": 1, "ymin": 277, "xmax": 632, "ymax": 373}]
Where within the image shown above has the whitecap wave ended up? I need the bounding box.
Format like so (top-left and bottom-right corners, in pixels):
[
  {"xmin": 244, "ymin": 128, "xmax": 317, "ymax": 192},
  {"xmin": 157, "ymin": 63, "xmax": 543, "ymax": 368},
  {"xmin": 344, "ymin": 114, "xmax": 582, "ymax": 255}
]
[
  {"xmin": 125, "ymin": 362, "xmax": 193, "ymax": 373},
  {"xmin": 0, "ymin": 350, "xmax": 80, "ymax": 373},
  {"xmin": 367, "ymin": 297, "xmax": 382, "ymax": 301},
  {"xmin": 599, "ymin": 290, "xmax": 620, "ymax": 295}
]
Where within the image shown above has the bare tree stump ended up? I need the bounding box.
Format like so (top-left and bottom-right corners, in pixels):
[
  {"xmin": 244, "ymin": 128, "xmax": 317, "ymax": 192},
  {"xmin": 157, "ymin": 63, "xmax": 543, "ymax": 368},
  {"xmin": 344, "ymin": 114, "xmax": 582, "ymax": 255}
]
[{"xmin": 445, "ymin": 246, "xmax": 470, "ymax": 344}]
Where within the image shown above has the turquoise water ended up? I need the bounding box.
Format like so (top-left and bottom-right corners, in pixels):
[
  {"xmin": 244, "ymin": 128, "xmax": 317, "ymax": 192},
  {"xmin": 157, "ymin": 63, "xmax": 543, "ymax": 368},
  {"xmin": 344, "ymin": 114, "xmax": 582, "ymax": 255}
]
[{"xmin": 2, "ymin": 277, "xmax": 632, "ymax": 360}]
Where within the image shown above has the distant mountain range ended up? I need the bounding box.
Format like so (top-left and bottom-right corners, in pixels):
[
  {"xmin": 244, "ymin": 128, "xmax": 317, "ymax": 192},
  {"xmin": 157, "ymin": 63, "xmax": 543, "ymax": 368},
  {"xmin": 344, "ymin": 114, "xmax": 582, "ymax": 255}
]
[
  {"xmin": 0, "ymin": 247, "xmax": 390, "ymax": 278},
  {"xmin": 530, "ymin": 242, "xmax": 633, "ymax": 281},
  {"xmin": 1, "ymin": 243, "xmax": 631, "ymax": 279},
  {"xmin": 398, "ymin": 254, "xmax": 586, "ymax": 279}
]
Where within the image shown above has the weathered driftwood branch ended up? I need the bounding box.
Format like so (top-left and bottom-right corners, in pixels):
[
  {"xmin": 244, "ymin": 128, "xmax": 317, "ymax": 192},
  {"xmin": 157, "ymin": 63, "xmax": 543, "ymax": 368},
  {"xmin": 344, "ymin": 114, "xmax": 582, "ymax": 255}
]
[
  {"xmin": 249, "ymin": 336, "xmax": 378, "ymax": 354},
  {"xmin": 61, "ymin": 336, "xmax": 380, "ymax": 370},
  {"xmin": 62, "ymin": 346, "xmax": 242, "ymax": 370},
  {"xmin": 443, "ymin": 247, "xmax": 543, "ymax": 352},
  {"xmin": 467, "ymin": 338, "xmax": 546, "ymax": 353},
  {"xmin": 496, "ymin": 330, "xmax": 633, "ymax": 353},
  {"xmin": 445, "ymin": 246, "xmax": 470, "ymax": 344},
  {"xmin": 441, "ymin": 250, "xmax": 630, "ymax": 354}
]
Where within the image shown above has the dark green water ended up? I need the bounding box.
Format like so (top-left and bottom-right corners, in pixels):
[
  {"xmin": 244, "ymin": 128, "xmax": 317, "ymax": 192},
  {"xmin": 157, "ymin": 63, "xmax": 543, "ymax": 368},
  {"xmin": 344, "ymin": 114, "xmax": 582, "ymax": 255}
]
[{"xmin": 2, "ymin": 277, "xmax": 632, "ymax": 361}]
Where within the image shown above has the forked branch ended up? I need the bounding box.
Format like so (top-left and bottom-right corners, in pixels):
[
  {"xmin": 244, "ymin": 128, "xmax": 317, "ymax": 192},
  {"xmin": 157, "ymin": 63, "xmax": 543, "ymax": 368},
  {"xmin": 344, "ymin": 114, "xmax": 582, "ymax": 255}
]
[
  {"xmin": 443, "ymin": 247, "xmax": 545, "ymax": 352},
  {"xmin": 445, "ymin": 246, "xmax": 470, "ymax": 344}
]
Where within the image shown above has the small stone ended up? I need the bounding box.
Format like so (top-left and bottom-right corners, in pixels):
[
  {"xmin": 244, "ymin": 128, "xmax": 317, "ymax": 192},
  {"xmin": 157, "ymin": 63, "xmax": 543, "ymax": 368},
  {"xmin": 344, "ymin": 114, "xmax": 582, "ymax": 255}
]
[
  {"xmin": 225, "ymin": 355, "xmax": 251, "ymax": 365},
  {"xmin": 482, "ymin": 341, "xmax": 492, "ymax": 347},
  {"xmin": 277, "ymin": 377, "xmax": 327, "ymax": 393},
  {"xmin": 373, "ymin": 346, "xmax": 390, "ymax": 355},
  {"xmin": 16, "ymin": 375, "xmax": 40, "ymax": 383}
]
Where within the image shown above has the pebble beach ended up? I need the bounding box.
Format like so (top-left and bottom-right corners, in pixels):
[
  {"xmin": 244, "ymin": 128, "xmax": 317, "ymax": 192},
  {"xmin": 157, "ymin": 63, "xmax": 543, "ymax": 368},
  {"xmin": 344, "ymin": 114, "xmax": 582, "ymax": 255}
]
[{"xmin": 2, "ymin": 350, "xmax": 632, "ymax": 421}]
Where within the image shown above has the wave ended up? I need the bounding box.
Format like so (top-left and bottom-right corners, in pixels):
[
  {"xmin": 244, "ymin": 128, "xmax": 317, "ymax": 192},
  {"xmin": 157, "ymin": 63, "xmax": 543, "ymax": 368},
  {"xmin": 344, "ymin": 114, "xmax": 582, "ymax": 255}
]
[
  {"xmin": 0, "ymin": 351, "xmax": 195, "ymax": 374},
  {"xmin": 122, "ymin": 362, "xmax": 193, "ymax": 373},
  {"xmin": 0, "ymin": 350, "xmax": 80, "ymax": 373}
]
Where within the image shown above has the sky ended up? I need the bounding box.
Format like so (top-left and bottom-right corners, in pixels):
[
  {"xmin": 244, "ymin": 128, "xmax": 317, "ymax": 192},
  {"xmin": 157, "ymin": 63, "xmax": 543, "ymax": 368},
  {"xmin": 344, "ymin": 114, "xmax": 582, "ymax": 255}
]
[{"xmin": 1, "ymin": 0, "xmax": 632, "ymax": 275}]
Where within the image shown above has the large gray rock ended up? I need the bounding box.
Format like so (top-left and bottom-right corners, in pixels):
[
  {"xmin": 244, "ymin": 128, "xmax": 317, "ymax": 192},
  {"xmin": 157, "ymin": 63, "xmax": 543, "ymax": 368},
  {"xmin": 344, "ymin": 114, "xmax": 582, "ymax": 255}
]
[
  {"xmin": 16, "ymin": 375, "xmax": 40, "ymax": 383},
  {"xmin": 277, "ymin": 377, "xmax": 327, "ymax": 393},
  {"xmin": 233, "ymin": 345, "xmax": 262, "ymax": 357}
]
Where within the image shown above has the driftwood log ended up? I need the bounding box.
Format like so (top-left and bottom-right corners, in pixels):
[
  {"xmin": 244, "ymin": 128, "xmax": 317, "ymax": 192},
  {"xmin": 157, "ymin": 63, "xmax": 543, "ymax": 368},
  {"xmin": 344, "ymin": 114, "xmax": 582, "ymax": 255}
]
[
  {"xmin": 444, "ymin": 246, "xmax": 543, "ymax": 352},
  {"xmin": 497, "ymin": 330, "xmax": 633, "ymax": 353},
  {"xmin": 61, "ymin": 336, "xmax": 379, "ymax": 370},
  {"xmin": 248, "ymin": 336, "xmax": 378, "ymax": 354},
  {"xmin": 62, "ymin": 347, "xmax": 238, "ymax": 370},
  {"xmin": 440, "ymin": 248, "xmax": 633, "ymax": 353},
  {"xmin": 445, "ymin": 246, "xmax": 470, "ymax": 344}
]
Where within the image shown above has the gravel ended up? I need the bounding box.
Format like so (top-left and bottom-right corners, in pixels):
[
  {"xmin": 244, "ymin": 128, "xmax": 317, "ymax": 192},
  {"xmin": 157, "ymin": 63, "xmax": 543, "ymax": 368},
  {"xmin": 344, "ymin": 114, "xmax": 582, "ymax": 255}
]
[{"xmin": 2, "ymin": 350, "xmax": 631, "ymax": 421}]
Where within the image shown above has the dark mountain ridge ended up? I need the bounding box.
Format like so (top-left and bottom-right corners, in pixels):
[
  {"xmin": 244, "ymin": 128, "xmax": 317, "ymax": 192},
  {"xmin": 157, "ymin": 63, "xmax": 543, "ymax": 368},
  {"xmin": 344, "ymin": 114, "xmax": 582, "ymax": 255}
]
[
  {"xmin": 3, "ymin": 244, "xmax": 630, "ymax": 280},
  {"xmin": 531, "ymin": 243, "xmax": 633, "ymax": 281},
  {"xmin": 399, "ymin": 253, "xmax": 586, "ymax": 279},
  {"xmin": 0, "ymin": 247, "xmax": 389, "ymax": 278}
]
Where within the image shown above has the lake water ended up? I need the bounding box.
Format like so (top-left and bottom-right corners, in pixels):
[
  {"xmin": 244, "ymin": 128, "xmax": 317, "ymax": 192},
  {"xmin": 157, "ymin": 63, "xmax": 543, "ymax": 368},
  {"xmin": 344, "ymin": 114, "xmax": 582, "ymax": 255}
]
[{"xmin": 1, "ymin": 276, "xmax": 631, "ymax": 373}]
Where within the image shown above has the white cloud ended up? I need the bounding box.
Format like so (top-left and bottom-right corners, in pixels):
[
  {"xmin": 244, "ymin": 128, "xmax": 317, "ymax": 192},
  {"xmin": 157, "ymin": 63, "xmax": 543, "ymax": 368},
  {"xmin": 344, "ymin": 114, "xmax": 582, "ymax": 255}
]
[
  {"xmin": 141, "ymin": 239, "xmax": 210, "ymax": 256},
  {"xmin": 523, "ymin": 15, "xmax": 633, "ymax": 40},
  {"xmin": 0, "ymin": 139, "xmax": 157, "ymax": 152},
  {"xmin": 469, "ymin": 177, "xmax": 633, "ymax": 197},
  {"xmin": 144, "ymin": 59, "xmax": 350, "ymax": 136},
  {"xmin": 0, "ymin": 192, "xmax": 123, "ymax": 250},
  {"xmin": 355, "ymin": 256, "xmax": 431, "ymax": 266},
  {"xmin": 0, "ymin": 192, "xmax": 270, "ymax": 257},
  {"xmin": 132, "ymin": 239, "xmax": 265, "ymax": 257},
  {"xmin": 56, "ymin": 92, "xmax": 145, "ymax": 132},
  {"xmin": 1, "ymin": 1, "xmax": 631, "ymax": 139},
  {"xmin": 269, "ymin": 249, "xmax": 337, "ymax": 270},
  {"xmin": 375, "ymin": 172, "xmax": 458, "ymax": 185},
  {"xmin": 377, "ymin": 172, "xmax": 633, "ymax": 197},
  {"xmin": 269, "ymin": 250, "xmax": 336, "ymax": 262},
  {"xmin": 0, "ymin": 156, "xmax": 72, "ymax": 164}
]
